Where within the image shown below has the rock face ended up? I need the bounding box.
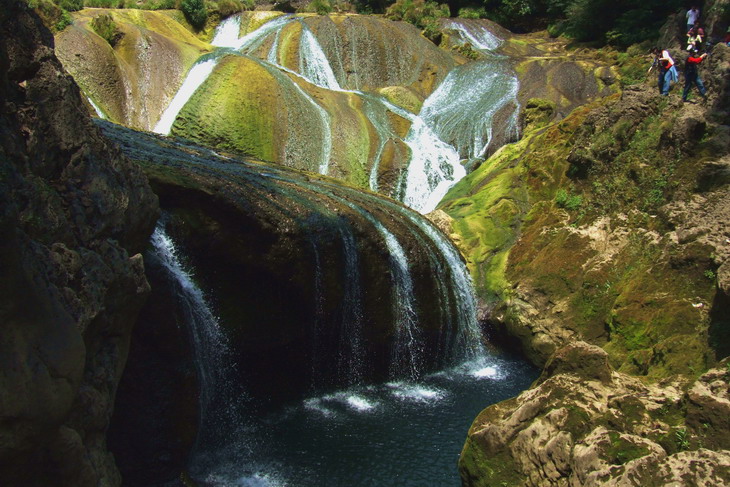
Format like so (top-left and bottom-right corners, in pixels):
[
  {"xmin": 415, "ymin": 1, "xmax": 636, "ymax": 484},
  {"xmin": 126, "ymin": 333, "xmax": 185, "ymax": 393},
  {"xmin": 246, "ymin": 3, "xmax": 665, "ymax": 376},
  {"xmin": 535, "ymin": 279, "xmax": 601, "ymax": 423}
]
[
  {"xmin": 0, "ymin": 2, "xmax": 158, "ymax": 486},
  {"xmin": 460, "ymin": 342, "xmax": 730, "ymax": 486},
  {"xmin": 55, "ymin": 9, "xmax": 210, "ymax": 131}
]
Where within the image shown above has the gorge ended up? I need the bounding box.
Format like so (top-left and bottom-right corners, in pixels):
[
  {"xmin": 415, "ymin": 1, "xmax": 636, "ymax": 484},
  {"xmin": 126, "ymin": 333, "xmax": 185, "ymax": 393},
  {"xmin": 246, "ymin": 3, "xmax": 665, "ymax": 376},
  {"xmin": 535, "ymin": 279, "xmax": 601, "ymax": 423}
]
[{"xmin": 1, "ymin": 0, "xmax": 730, "ymax": 486}]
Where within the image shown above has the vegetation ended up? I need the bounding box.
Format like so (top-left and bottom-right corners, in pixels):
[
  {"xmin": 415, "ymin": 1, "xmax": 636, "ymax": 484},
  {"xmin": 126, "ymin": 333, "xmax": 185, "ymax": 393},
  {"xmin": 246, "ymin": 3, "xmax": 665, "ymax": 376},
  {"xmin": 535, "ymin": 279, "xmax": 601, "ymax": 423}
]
[
  {"xmin": 181, "ymin": 0, "xmax": 207, "ymax": 29},
  {"xmin": 385, "ymin": 0, "xmax": 450, "ymax": 42},
  {"xmin": 91, "ymin": 12, "xmax": 124, "ymax": 46}
]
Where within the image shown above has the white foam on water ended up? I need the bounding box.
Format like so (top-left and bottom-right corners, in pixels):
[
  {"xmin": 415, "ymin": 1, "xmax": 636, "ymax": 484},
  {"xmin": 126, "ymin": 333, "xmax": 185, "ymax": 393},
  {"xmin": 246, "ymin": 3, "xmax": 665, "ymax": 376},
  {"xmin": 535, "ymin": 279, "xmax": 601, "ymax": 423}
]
[
  {"xmin": 212, "ymin": 14, "xmax": 242, "ymax": 47},
  {"xmin": 386, "ymin": 382, "xmax": 446, "ymax": 403},
  {"xmin": 303, "ymin": 398, "xmax": 337, "ymax": 418},
  {"xmin": 344, "ymin": 394, "xmax": 378, "ymax": 412},
  {"xmin": 471, "ymin": 366, "xmax": 499, "ymax": 378}
]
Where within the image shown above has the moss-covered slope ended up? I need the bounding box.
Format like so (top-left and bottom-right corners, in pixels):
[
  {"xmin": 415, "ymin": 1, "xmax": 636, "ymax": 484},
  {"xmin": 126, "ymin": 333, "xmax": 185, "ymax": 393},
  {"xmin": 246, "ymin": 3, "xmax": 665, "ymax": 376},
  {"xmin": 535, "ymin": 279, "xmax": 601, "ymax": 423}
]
[{"xmin": 55, "ymin": 8, "xmax": 210, "ymax": 130}]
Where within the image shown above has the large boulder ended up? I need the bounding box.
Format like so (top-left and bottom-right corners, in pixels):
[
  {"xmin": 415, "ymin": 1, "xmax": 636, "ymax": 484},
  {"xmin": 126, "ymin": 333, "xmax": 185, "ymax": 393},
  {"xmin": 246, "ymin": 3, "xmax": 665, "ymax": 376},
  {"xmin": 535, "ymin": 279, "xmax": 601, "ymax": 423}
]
[
  {"xmin": 0, "ymin": 2, "xmax": 158, "ymax": 485},
  {"xmin": 460, "ymin": 343, "xmax": 730, "ymax": 486}
]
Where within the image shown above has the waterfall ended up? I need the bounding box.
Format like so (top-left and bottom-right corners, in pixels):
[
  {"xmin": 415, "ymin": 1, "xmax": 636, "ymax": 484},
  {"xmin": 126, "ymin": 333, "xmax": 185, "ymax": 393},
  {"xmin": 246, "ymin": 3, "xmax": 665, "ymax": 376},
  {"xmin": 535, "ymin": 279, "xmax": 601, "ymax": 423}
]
[
  {"xmin": 334, "ymin": 223, "xmax": 366, "ymax": 384},
  {"xmin": 332, "ymin": 197, "xmax": 423, "ymax": 381},
  {"xmin": 153, "ymin": 56, "xmax": 219, "ymax": 135},
  {"xmin": 211, "ymin": 14, "xmax": 242, "ymax": 47},
  {"xmin": 153, "ymin": 15, "xmax": 294, "ymax": 136},
  {"xmin": 86, "ymin": 95, "xmax": 106, "ymax": 119},
  {"xmin": 149, "ymin": 224, "xmax": 232, "ymax": 424},
  {"xmin": 400, "ymin": 24, "xmax": 519, "ymax": 213},
  {"xmin": 298, "ymin": 23, "xmax": 342, "ymax": 91},
  {"xmin": 396, "ymin": 206, "xmax": 485, "ymax": 362},
  {"xmin": 444, "ymin": 19, "xmax": 502, "ymax": 51}
]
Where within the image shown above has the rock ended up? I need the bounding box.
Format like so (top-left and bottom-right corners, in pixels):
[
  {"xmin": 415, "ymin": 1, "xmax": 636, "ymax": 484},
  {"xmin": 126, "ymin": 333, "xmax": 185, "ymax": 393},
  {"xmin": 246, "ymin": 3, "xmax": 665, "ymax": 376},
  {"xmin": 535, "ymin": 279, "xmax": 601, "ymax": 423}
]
[
  {"xmin": 718, "ymin": 261, "xmax": 730, "ymax": 296},
  {"xmin": 0, "ymin": 2, "xmax": 158, "ymax": 485},
  {"xmin": 538, "ymin": 341, "xmax": 612, "ymax": 384},
  {"xmin": 460, "ymin": 353, "xmax": 730, "ymax": 486}
]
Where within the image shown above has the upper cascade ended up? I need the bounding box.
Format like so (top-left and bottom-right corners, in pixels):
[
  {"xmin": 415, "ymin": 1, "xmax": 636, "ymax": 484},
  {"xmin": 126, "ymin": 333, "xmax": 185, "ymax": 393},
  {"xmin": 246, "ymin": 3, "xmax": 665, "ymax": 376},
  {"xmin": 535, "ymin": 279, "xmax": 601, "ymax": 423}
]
[{"xmin": 55, "ymin": 11, "xmax": 524, "ymax": 214}]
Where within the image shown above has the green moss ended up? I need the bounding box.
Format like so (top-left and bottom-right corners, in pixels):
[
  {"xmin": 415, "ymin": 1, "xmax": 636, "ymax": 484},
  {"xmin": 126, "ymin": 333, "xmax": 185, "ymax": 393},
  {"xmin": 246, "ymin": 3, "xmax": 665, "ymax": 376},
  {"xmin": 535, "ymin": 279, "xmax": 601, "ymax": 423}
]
[
  {"xmin": 606, "ymin": 431, "xmax": 651, "ymax": 465},
  {"xmin": 172, "ymin": 56, "xmax": 279, "ymax": 160}
]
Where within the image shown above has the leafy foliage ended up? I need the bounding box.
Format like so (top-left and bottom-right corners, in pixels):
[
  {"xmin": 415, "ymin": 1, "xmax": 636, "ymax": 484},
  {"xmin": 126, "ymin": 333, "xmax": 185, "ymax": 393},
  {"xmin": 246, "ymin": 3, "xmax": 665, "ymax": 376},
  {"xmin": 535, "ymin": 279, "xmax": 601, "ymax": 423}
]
[
  {"xmin": 91, "ymin": 12, "xmax": 124, "ymax": 46},
  {"xmin": 385, "ymin": 0, "xmax": 449, "ymax": 43},
  {"xmin": 58, "ymin": 0, "xmax": 82, "ymax": 11},
  {"xmin": 305, "ymin": 0, "xmax": 334, "ymax": 14},
  {"xmin": 181, "ymin": 0, "xmax": 208, "ymax": 29},
  {"xmin": 26, "ymin": 0, "xmax": 73, "ymax": 32}
]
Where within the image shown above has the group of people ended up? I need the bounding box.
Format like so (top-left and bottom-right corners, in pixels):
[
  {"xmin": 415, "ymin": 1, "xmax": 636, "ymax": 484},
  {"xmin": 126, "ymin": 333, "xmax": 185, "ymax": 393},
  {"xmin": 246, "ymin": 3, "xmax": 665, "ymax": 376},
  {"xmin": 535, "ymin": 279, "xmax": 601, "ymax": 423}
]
[{"xmin": 648, "ymin": 5, "xmax": 712, "ymax": 103}]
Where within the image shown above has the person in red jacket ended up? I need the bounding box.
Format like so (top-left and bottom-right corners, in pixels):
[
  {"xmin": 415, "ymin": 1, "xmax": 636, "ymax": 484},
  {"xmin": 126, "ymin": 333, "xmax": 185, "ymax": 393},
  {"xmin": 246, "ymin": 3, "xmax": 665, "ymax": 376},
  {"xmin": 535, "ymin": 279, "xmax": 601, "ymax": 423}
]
[{"xmin": 682, "ymin": 49, "xmax": 708, "ymax": 102}]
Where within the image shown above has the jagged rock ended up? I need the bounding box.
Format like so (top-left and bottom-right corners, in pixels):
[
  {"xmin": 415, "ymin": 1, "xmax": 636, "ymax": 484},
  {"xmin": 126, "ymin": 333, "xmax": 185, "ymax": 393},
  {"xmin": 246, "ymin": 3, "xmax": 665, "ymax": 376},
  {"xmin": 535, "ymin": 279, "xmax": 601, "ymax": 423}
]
[
  {"xmin": 460, "ymin": 344, "xmax": 730, "ymax": 486},
  {"xmin": 538, "ymin": 341, "xmax": 612, "ymax": 384},
  {"xmin": 0, "ymin": 2, "xmax": 158, "ymax": 485}
]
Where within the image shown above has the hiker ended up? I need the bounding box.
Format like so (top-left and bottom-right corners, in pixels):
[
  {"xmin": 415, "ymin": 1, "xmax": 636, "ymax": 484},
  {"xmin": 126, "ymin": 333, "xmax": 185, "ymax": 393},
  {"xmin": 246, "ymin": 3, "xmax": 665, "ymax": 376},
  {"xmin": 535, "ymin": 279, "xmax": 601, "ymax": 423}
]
[
  {"xmin": 649, "ymin": 48, "xmax": 678, "ymax": 95},
  {"xmin": 725, "ymin": 26, "xmax": 730, "ymax": 46},
  {"xmin": 686, "ymin": 6, "xmax": 700, "ymax": 32},
  {"xmin": 686, "ymin": 25, "xmax": 704, "ymax": 51},
  {"xmin": 682, "ymin": 49, "xmax": 708, "ymax": 102}
]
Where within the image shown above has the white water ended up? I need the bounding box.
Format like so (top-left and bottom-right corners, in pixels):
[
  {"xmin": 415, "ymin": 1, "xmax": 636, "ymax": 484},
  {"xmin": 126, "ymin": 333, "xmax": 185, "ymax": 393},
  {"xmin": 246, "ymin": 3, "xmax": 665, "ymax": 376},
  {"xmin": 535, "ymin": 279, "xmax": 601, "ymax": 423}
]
[
  {"xmin": 401, "ymin": 22, "xmax": 519, "ymax": 213},
  {"xmin": 211, "ymin": 14, "xmax": 242, "ymax": 47},
  {"xmin": 86, "ymin": 95, "xmax": 106, "ymax": 119},
  {"xmin": 444, "ymin": 20, "xmax": 502, "ymax": 51},
  {"xmin": 154, "ymin": 15, "xmax": 295, "ymax": 136},
  {"xmin": 149, "ymin": 225, "xmax": 230, "ymax": 419},
  {"xmin": 153, "ymin": 58, "xmax": 219, "ymax": 135},
  {"xmin": 299, "ymin": 23, "xmax": 342, "ymax": 91}
]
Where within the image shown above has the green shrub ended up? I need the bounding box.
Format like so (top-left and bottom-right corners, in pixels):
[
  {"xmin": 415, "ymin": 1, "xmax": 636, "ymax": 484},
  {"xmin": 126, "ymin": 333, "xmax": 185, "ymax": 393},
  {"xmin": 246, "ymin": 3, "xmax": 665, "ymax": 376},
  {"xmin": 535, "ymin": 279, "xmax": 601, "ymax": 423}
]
[
  {"xmin": 457, "ymin": 7, "xmax": 485, "ymax": 19},
  {"xmin": 91, "ymin": 13, "xmax": 123, "ymax": 46},
  {"xmin": 181, "ymin": 0, "xmax": 207, "ymax": 29},
  {"xmin": 215, "ymin": 0, "xmax": 243, "ymax": 16},
  {"xmin": 84, "ymin": 0, "xmax": 119, "ymax": 7},
  {"xmin": 385, "ymin": 0, "xmax": 449, "ymax": 29},
  {"xmin": 555, "ymin": 188, "xmax": 583, "ymax": 211},
  {"xmin": 59, "ymin": 0, "xmax": 82, "ymax": 11},
  {"xmin": 305, "ymin": 0, "xmax": 333, "ymax": 15},
  {"xmin": 27, "ymin": 0, "xmax": 73, "ymax": 32}
]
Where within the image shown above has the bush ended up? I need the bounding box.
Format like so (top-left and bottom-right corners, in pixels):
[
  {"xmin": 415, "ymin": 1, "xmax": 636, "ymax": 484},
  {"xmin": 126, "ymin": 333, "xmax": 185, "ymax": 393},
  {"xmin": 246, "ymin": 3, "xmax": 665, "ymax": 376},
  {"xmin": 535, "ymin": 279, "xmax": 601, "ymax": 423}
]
[
  {"xmin": 555, "ymin": 188, "xmax": 583, "ymax": 211},
  {"xmin": 181, "ymin": 0, "xmax": 207, "ymax": 29},
  {"xmin": 215, "ymin": 0, "xmax": 243, "ymax": 16},
  {"xmin": 84, "ymin": 0, "xmax": 119, "ymax": 7},
  {"xmin": 305, "ymin": 0, "xmax": 333, "ymax": 15},
  {"xmin": 91, "ymin": 12, "xmax": 124, "ymax": 46},
  {"xmin": 458, "ymin": 7, "xmax": 486, "ymax": 19},
  {"xmin": 386, "ymin": 0, "xmax": 449, "ymax": 28},
  {"xmin": 27, "ymin": 0, "xmax": 73, "ymax": 32},
  {"xmin": 59, "ymin": 0, "xmax": 82, "ymax": 11}
]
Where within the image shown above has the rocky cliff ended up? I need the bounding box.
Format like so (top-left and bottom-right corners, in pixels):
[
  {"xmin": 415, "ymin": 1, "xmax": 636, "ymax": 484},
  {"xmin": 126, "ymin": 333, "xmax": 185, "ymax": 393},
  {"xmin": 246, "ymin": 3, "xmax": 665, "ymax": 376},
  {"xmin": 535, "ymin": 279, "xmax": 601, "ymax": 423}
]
[
  {"xmin": 0, "ymin": 2, "xmax": 158, "ymax": 485},
  {"xmin": 451, "ymin": 26, "xmax": 730, "ymax": 487}
]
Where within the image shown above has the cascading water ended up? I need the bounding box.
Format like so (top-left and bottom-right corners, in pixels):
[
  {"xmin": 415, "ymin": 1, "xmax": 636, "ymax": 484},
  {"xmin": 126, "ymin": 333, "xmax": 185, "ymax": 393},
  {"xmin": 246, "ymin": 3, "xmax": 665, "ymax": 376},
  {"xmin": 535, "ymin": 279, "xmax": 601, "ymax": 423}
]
[
  {"xmin": 100, "ymin": 119, "xmax": 537, "ymax": 487},
  {"xmin": 401, "ymin": 22, "xmax": 520, "ymax": 213},
  {"xmin": 153, "ymin": 56, "xmax": 219, "ymax": 135},
  {"xmin": 298, "ymin": 23, "xmax": 342, "ymax": 91},
  {"xmin": 148, "ymin": 224, "xmax": 236, "ymax": 438}
]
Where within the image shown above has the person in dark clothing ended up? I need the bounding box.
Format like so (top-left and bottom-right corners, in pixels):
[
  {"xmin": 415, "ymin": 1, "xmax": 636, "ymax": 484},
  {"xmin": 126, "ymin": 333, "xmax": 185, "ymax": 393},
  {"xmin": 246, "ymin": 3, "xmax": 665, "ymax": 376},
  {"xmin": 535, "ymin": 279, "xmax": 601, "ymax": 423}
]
[{"xmin": 682, "ymin": 49, "xmax": 708, "ymax": 102}]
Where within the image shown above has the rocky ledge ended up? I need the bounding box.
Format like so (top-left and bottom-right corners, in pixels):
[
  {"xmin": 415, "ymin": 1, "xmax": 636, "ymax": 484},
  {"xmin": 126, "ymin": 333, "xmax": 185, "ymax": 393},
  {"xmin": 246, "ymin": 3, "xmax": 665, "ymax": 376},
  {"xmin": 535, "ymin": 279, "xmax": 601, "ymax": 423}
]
[{"xmin": 460, "ymin": 342, "xmax": 730, "ymax": 486}]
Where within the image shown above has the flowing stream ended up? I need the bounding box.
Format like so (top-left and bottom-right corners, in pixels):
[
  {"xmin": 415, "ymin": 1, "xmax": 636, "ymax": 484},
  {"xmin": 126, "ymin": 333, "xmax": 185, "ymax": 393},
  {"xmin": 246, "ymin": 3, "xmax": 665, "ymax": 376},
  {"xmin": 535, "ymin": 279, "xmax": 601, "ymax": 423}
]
[{"xmin": 152, "ymin": 15, "xmax": 518, "ymax": 210}]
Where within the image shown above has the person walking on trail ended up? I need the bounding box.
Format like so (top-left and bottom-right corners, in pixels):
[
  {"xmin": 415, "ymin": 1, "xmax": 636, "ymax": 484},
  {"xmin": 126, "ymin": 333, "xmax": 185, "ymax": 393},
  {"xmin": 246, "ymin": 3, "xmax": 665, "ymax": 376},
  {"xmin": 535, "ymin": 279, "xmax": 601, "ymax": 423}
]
[
  {"xmin": 686, "ymin": 25, "xmax": 704, "ymax": 51},
  {"xmin": 686, "ymin": 6, "xmax": 700, "ymax": 32},
  {"xmin": 682, "ymin": 49, "xmax": 708, "ymax": 102},
  {"xmin": 649, "ymin": 48, "xmax": 678, "ymax": 95}
]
